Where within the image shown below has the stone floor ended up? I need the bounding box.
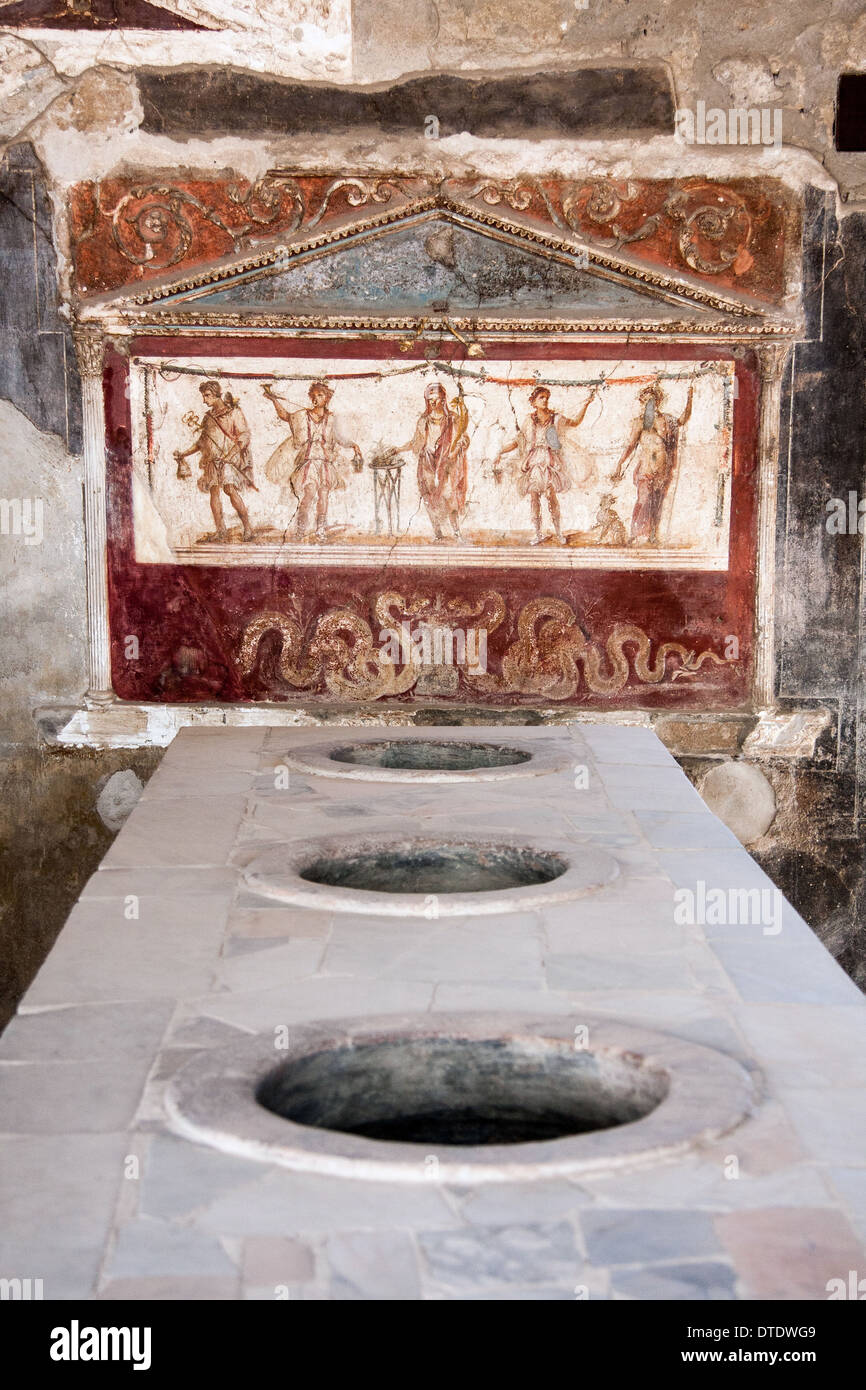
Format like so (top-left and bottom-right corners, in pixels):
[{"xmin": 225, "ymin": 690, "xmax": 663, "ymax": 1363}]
[{"xmin": 2, "ymin": 723, "xmax": 866, "ymax": 1300}]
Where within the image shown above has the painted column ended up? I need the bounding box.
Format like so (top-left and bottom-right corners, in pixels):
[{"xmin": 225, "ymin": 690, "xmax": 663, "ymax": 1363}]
[
  {"xmin": 753, "ymin": 342, "xmax": 790, "ymax": 711},
  {"xmin": 74, "ymin": 322, "xmax": 114, "ymax": 706}
]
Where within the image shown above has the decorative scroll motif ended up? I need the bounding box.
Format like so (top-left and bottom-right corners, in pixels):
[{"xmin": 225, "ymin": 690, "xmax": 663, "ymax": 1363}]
[
  {"xmin": 565, "ymin": 178, "xmax": 662, "ymax": 248},
  {"xmin": 372, "ymin": 589, "xmax": 508, "ymax": 636},
  {"xmin": 468, "ymin": 597, "xmax": 729, "ymax": 700},
  {"xmin": 297, "ymin": 176, "xmax": 409, "ymax": 231},
  {"xmin": 237, "ymin": 608, "xmax": 419, "ymax": 700},
  {"xmin": 237, "ymin": 595, "xmax": 729, "ymax": 702},
  {"xmin": 467, "ymin": 176, "xmax": 661, "ymax": 251},
  {"xmin": 227, "ymin": 176, "xmax": 304, "ymax": 237},
  {"xmin": 108, "ymin": 178, "xmax": 304, "ymax": 272},
  {"xmin": 111, "ymin": 189, "xmax": 194, "ymax": 270},
  {"xmin": 663, "ymin": 184, "xmax": 759, "ymax": 276},
  {"xmin": 73, "ymin": 175, "xmax": 414, "ymax": 285},
  {"xmin": 462, "ymin": 177, "xmax": 569, "ymax": 235},
  {"xmin": 70, "ymin": 173, "xmax": 791, "ymax": 301},
  {"xmin": 460, "ymin": 176, "xmax": 771, "ymax": 279}
]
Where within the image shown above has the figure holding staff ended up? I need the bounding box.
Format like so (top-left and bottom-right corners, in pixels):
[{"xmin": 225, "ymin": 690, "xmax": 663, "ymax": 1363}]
[{"xmin": 494, "ymin": 384, "xmax": 598, "ymax": 545}]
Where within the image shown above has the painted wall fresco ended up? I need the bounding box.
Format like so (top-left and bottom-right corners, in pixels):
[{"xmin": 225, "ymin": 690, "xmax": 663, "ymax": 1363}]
[
  {"xmin": 105, "ymin": 338, "xmax": 759, "ymax": 708},
  {"xmin": 0, "ymin": 0, "xmax": 205, "ymax": 24},
  {"xmin": 174, "ymin": 219, "xmax": 712, "ymax": 320},
  {"xmin": 70, "ymin": 174, "xmax": 793, "ymax": 303},
  {"xmin": 129, "ymin": 354, "xmax": 734, "ymax": 570}
]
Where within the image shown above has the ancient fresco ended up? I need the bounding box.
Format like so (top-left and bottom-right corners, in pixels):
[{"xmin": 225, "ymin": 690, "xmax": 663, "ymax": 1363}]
[
  {"xmin": 129, "ymin": 354, "xmax": 734, "ymax": 570},
  {"xmin": 70, "ymin": 174, "xmax": 792, "ymax": 302},
  {"xmin": 237, "ymin": 594, "xmax": 731, "ymax": 702}
]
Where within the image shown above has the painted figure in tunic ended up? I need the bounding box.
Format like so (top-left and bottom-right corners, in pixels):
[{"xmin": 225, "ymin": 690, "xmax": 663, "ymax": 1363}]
[
  {"xmin": 262, "ymin": 381, "xmax": 362, "ymax": 540},
  {"xmin": 396, "ymin": 382, "xmax": 470, "ymax": 541},
  {"xmin": 174, "ymin": 381, "xmax": 254, "ymax": 542},
  {"xmin": 611, "ymin": 380, "xmax": 694, "ymax": 545},
  {"xmin": 494, "ymin": 385, "xmax": 598, "ymax": 545}
]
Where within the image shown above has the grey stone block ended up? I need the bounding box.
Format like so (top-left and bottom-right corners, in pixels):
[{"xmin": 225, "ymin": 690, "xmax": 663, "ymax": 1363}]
[
  {"xmin": 167, "ymin": 1016, "xmax": 252, "ymax": 1048},
  {"xmin": 196, "ymin": 1170, "xmax": 458, "ymax": 1237},
  {"xmin": 0, "ymin": 1000, "xmax": 172, "ymax": 1061},
  {"xmin": 0, "ymin": 1055, "xmax": 152, "ymax": 1134},
  {"xmin": 733, "ymin": 1003, "xmax": 866, "ymax": 1087},
  {"xmin": 635, "ymin": 810, "xmax": 742, "ymax": 851},
  {"xmin": 323, "ymin": 920, "xmax": 543, "ymax": 983},
  {"xmin": 139, "ymin": 1133, "xmax": 264, "ymax": 1221},
  {"xmin": 24, "ymin": 897, "xmax": 229, "ymax": 1006},
  {"xmin": 611, "ymin": 1261, "xmax": 737, "ymax": 1300},
  {"xmin": 108, "ymin": 1218, "xmax": 237, "ymax": 1279},
  {"xmin": 0, "ymin": 1133, "xmax": 130, "ymax": 1298},
  {"xmin": 711, "ymin": 940, "xmax": 862, "ymax": 1006},
  {"xmin": 581, "ymin": 1209, "xmax": 722, "ymax": 1265},
  {"xmin": 79, "ymin": 867, "xmax": 239, "ymax": 900},
  {"xmin": 434, "ymin": 1283, "xmax": 583, "ymax": 1301},
  {"xmin": 100, "ymin": 796, "xmax": 247, "ymax": 869},
  {"xmin": 431, "ymin": 983, "xmax": 569, "ymax": 1013},
  {"xmin": 655, "ymin": 848, "xmax": 777, "ymax": 895},
  {"xmin": 547, "ymin": 953, "xmax": 694, "ymax": 993},
  {"xmin": 142, "ymin": 766, "xmax": 255, "ymax": 801},
  {"xmin": 599, "ymin": 765, "xmax": 708, "ymax": 812},
  {"xmin": 579, "ymin": 1158, "xmax": 833, "ymax": 1215},
  {"xmin": 214, "ymin": 937, "xmax": 326, "ymax": 990},
  {"xmin": 192, "ymin": 980, "xmax": 434, "ymax": 1031},
  {"xmin": 242, "ymin": 1236, "xmax": 315, "ymax": 1286},
  {"xmin": 779, "ymin": 1087, "xmax": 866, "ymax": 1165},
  {"xmin": 419, "ymin": 1222, "xmax": 580, "ymax": 1288},
  {"xmin": 97, "ymin": 1276, "xmax": 240, "ymax": 1300},
  {"xmin": 458, "ymin": 1182, "xmax": 590, "ymax": 1227},
  {"xmin": 328, "ymin": 1230, "xmax": 421, "ymax": 1300},
  {"xmin": 827, "ymin": 1168, "xmax": 866, "ymax": 1241}
]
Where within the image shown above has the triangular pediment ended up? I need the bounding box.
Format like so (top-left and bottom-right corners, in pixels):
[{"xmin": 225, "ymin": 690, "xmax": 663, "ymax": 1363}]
[
  {"xmin": 142, "ymin": 216, "xmax": 714, "ymax": 321},
  {"xmin": 85, "ymin": 198, "xmax": 794, "ymax": 337}
]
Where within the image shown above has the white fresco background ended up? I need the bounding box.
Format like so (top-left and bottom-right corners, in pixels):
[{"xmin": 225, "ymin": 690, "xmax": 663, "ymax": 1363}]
[{"xmin": 129, "ymin": 355, "xmax": 735, "ymax": 569}]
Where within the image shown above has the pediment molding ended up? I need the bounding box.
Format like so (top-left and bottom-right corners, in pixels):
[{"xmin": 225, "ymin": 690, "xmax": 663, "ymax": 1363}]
[
  {"xmin": 115, "ymin": 200, "xmax": 752, "ymax": 315},
  {"xmin": 79, "ymin": 193, "xmax": 798, "ymax": 339},
  {"xmin": 115, "ymin": 313, "xmax": 794, "ymax": 341}
]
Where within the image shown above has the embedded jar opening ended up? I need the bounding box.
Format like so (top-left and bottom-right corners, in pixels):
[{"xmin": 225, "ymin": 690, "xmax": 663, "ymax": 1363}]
[
  {"xmin": 167, "ymin": 1014, "xmax": 756, "ymax": 1182},
  {"xmin": 240, "ymin": 835, "xmax": 617, "ymax": 917},
  {"xmin": 328, "ymin": 740, "xmax": 533, "ymax": 772},
  {"xmin": 256, "ymin": 1036, "xmax": 669, "ymax": 1147},
  {"xmin": 298, "ymin": 843, "xmax": 568, "ymax": 895}
]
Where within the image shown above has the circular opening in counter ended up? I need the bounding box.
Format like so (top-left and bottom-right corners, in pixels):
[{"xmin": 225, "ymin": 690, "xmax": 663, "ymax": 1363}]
[
  {"xmin": 298, "ymin": 842, "xmax": 568, "ymax": 896},
  {"xmin": 328, "ymin": 740, "xmax": 532, "ymax": 772},
  {"xmin": 166, "ymin": 1013, "xmax": 756, "ymax": 1184},
  {"xmin": 239, "ymin": 834, "xmax": 618, "ymax": 917},
  {"xmin": 275, "ymin": 736, "xmax": 568, "ymax": 783},
  {"xmin": 256, "ymin": 1035, "xmax": 668, "ymax": 1146}
]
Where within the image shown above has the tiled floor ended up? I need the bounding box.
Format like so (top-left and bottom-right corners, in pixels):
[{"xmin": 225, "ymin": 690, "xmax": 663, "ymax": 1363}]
[{"xmin": 2, "ymin": 723, "xmax": 866, "ymax": 1301}]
